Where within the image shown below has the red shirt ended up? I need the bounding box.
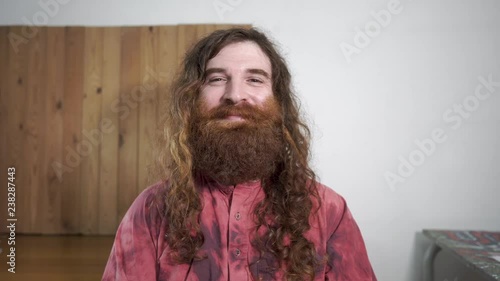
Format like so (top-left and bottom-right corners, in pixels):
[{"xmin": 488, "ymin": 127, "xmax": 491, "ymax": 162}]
[{"xmin": 102, "ymin": 180, "xmax": 377, "ymax": 280}]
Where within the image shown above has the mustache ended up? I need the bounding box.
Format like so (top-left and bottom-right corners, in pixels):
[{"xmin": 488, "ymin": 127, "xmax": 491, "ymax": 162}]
[{"xmin": 202, "ymin": 102, "xmax": 275, "ymax": 123}]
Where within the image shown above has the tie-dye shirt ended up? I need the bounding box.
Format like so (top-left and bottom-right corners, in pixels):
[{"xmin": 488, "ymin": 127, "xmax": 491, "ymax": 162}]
[{"xmin": 102, "ymin": 180, "xmax": 377, "ymax": 281}]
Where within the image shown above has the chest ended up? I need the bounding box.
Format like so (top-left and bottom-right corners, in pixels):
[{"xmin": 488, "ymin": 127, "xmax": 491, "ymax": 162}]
[{"xmin": 157, "ymin": 187, "xmax": 328, "ymax": 280}]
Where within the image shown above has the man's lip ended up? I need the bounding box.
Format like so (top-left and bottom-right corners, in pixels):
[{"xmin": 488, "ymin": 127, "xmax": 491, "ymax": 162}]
[{"xmin": 224, "ymin": 115, "xmax": 244, "ymax": 121}]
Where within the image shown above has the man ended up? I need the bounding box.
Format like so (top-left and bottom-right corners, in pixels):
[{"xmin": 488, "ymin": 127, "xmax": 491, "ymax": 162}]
[{"xmin": 102, "ymin": 27, "xmax": 377, "ymax": 281}]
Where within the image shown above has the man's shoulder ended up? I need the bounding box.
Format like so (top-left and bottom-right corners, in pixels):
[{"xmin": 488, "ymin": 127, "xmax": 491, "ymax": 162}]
[
  {"xmin": 313, "ymin": 181, "xmax": 347, "ymax": 210},
  {"xmin": 126, "ymin": 180, "xmax": 169, "ymax": 216},
  {"xmin": 140, "ymin": 180, "xmax": 168, "ymax": 199},
  {"xmin": 310, "ymin": 181, "xmax": 352, "ymax": 235}
]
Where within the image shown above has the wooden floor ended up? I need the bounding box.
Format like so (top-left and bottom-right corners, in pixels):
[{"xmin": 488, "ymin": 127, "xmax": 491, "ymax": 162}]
[{"xmin": 0, "ymin": 234, "xmax": 114, "ymax": 281}]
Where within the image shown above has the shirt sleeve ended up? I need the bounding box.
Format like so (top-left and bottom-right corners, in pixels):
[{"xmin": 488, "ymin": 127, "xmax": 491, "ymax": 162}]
[
  {"xmin": 102, "ymin": 185, "xmax": 164, "ymax": 281},
  {"xmin": 325, "ymin": 196, "xmax": 377, "ymax": 281}
]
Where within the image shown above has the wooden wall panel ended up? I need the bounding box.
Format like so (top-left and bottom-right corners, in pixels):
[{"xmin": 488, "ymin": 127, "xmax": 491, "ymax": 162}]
[
  {"xmin": 0, "ymin": 24, "xmax": 251, "ymax": 235},
  {"xmin": 117, "ymin": 27, "xmax": 140, "ymax": 224},
  {"xmin": 22, "ymin": 27, "xmax": 45, "ymax": 233},
  {"xmin": 155, "ymin": 26, "xmax": 178, "ymax": 141},
  {"xmin": 196, "ymin": 25, "xmax": 215, "ymax": 38},
  {"xmin": 177, "ymin": 25, "xmax": 198, "ymax": 65},
  {"xmin": 80, "ymin": 27, "xmax": 103, "ymax": 234},
  {"xmin": 99, "ymin": 27, "xmax": 121, "ymax": 234},
  {"xmin": 0, "ymin": 27, "xmax": 8, "ymax": 230},
  {"xmin": 7, "ymin": 27, "xmax": 28, "ymax": 233},
  {"xmin": 42, "ymin": 27, "xmax": 66, "ymax": 234},
  {"xmin": 138, "ymin": 26, "xmax": 158, "ymax": 194},
  {"xmin": 61, "ymin": 27, "xmax": 85, "ymax": 234}
]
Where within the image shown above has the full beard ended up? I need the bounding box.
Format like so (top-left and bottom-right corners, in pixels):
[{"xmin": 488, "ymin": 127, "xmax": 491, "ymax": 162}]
[{"xmin": 188, "ymin": 99, "xmax": 284, "ymax": 186}]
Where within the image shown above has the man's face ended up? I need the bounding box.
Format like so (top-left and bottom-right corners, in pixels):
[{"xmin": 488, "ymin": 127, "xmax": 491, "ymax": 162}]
[
  {"xmin": 198, "ymin": 41, "xmax": 274, "ymax": 119},
  {"xmin": 189, "ymin": 41, "xmax": 284, "ymax": 185}
]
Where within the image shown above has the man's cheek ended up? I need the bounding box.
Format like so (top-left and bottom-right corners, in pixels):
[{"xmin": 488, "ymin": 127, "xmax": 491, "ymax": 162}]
[
  {"xmin": 198, "ymin": 91, "xmax": 221, "ymax": 111},
  {"xmin": 193, "ymin": 103, "xmax": 212, "ymax": 120}
]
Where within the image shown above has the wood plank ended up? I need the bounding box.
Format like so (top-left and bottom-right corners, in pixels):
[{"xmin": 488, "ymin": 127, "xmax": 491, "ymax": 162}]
[
  {"xmin": 117, "ymin": 27, "xmax": 140, "ymax": 222},
  {"xmin": 155, "ymin": 26, "xmax": 177, "ymax": 134},
  {"xmin": 214, "ymin": 24, "xmax": 251, "ymax": 31},
  {"xmin": 61, "ymin": 26, "xmax": 85, "ymax": 234},
  {"xmin": 99, "ymin": 27, "xmax": 121, "ymax": 234},
  {"xmin": 177, "ymin": 25, "xmax": 198, "ymax": 66},
  {"xmin": 42, "ymin": 27, "xmax": 65, "ymax": 234},
  {"xmin": 6, "ymin": 26, "xmax": 29, "ymax": 233},
  {"xmin": 196, "ymin": 24, "xmax": 215, "ymax": 39},
  {"xmin": 0, "ymin": 27, "xmax": 9, "ymax": 231},
  {"xmin": 137, "ymin": 26, "xmax": 158, "ymax": 193},
  {"xmin": 150, "ymin": 26, "xmax": 178, "ymax": 185},
  {"xmin": 80, "ymin": 27, "xmax": 103, "ymax": 234},
  {"xmin": 21, "ymin": 27, "xmax": 46, "ymax": 234}
]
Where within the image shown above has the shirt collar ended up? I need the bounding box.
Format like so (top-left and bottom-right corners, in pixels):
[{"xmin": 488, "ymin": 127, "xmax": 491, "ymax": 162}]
[{"xmin": 195, "ymin": 174, "xmax": 261, "ymax": 195}]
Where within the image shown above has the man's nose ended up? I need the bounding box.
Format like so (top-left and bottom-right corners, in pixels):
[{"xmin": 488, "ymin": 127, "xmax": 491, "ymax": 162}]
[{"xmin": 222, "ymin": 79, "xmax": 248, "ymax": 105}]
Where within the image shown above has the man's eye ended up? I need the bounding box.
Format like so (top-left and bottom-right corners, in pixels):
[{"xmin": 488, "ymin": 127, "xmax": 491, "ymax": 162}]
[
  {"xmin": 208, "ymin": 77, "xmax": 226, "ymax": 83},
  {"xmin": 248, "ymin": 78, "xmax": 263, "ymax": 83}
]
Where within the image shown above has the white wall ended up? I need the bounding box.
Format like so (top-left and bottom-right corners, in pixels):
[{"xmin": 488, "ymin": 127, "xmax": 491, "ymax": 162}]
[{"xmin": 2, "ymin": 0, "xmax": 499, "ymax": 280}]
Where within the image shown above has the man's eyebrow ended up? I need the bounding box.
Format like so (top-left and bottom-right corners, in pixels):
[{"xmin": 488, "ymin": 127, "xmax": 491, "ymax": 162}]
[
  {"xmin": 246, "ymin": 68, "xmax": 271, "ymax": 80},
  {"xmin": 204, "ymin": 68, "xmax": 226, "ymax": 77}
]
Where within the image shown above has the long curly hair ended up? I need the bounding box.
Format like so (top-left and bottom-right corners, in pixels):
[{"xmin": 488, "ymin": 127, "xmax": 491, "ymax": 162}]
[{"xmin": 152, "ymin": 27, "xmax": 322, "ymax": 280}]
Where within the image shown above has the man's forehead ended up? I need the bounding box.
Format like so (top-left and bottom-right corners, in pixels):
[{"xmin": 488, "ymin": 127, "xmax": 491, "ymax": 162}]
[{"xmin": 205, "ymin": 41, "xmax": 272, "ymax": 75}]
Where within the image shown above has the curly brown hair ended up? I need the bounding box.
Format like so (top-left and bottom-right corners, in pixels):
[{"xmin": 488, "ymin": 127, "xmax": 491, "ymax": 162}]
[{"xmin": 152, "ymin": 27, "xmax": 322, "ymax": 280}]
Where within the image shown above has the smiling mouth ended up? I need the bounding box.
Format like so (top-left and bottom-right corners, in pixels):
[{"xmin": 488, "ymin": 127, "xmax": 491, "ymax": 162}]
[{"xmin": 224, "ymin": 115, "xmax": 245, "ymax": 121}]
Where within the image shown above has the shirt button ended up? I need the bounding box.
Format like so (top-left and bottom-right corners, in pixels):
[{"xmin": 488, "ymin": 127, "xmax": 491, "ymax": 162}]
[
  {"xmin": 235, "ymin": 248, "xmax": 241, "ymax": 257},
  {"xmin": 235, "ymin": 212, "xmax": 241, "ymax": 221}
]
